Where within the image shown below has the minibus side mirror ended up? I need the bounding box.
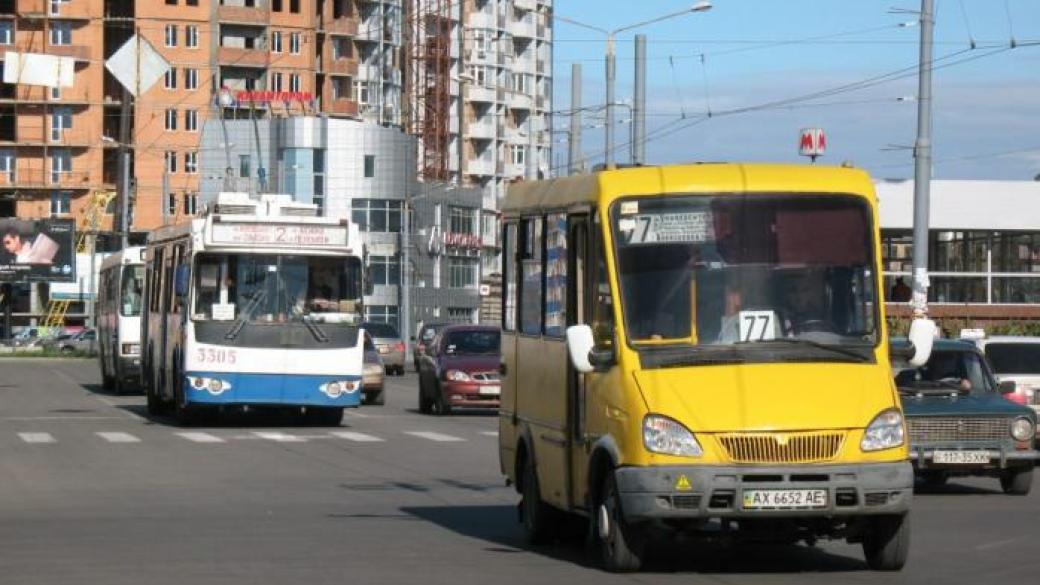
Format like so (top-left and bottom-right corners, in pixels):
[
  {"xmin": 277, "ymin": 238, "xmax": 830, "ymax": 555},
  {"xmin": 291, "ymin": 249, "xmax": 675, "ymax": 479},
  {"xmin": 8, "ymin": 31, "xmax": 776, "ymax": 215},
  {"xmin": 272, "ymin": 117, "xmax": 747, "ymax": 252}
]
[
  {"xmin": 998, "ymin": 380, "xmax": 1017, "ymax": 395},
  {"xmin": 174, "ymin": 265, "xmax": 190, "ymax": 298},
  {"xmin": 906, "ymin": 318, "xmax": 937, "ymax": 367},
  {"xmin": 566, "ymin": 325, "xmax": 596, "ymax": 373}
]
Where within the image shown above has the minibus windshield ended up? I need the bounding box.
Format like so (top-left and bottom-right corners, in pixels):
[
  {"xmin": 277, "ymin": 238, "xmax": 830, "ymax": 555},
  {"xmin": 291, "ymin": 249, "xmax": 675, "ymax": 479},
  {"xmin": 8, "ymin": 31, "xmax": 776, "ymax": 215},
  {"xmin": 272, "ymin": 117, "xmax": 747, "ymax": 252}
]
[{"xmin": 611, "ymin": 193, "xmax": 878, "ymax": 353}]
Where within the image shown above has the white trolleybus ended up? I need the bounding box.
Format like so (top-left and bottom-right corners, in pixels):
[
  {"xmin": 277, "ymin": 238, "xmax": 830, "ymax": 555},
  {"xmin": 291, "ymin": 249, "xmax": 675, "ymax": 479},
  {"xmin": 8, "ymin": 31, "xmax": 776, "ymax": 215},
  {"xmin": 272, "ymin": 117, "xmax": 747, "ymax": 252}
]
[
  {"xmin": 141, "ymin": 192, "xmax": 367, "ymax": 425},
  {"xmin": 97, "ymin": 246, "xmax": 145, "ymax": 394}
]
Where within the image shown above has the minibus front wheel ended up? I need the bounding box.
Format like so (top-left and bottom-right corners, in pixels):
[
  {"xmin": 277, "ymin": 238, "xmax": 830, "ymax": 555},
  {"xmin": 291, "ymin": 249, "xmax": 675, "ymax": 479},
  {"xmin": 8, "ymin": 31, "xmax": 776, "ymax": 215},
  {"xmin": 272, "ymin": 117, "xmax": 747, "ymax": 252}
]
[
  {"xmin": 597, "ymin": 471, "xmax": 645, "ymax": 572},
  {"xmin": 862, "ymin": 513, "xmax": 910, "ymax": 571}
]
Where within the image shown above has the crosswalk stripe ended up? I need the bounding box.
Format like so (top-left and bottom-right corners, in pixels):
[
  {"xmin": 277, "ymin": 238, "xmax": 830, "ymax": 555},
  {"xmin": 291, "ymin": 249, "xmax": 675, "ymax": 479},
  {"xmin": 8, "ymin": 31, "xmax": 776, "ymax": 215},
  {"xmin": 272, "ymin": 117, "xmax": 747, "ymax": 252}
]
[
  {"xmin": 404, "ymin": 431, "xmax": 466, "ymax": 442},
  {"xmin": 18, "ymin": 432, "xmax": 57, "ymax": 444},
  {"xmin": 96, "ymin": 432, "xmax": 141, "ymax": 443},
  {"xmin": 330, "ymin": 431, "xmax": 385, "ymax": 442},
  {"xmin": 176, "ymin": 432, "xmax": 225, "ymax": 444},
  {"xmin": 253, "ymin": 431, "xmax": 307, "ymax": 442}
]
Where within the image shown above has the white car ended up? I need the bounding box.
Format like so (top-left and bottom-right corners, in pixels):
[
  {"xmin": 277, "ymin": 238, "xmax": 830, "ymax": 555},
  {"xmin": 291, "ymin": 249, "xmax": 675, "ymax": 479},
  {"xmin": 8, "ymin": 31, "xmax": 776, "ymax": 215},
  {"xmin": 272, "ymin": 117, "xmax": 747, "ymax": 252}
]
[{"xmin": 965, "ymin": 334, "xmax": 1040, "ymax": 414}]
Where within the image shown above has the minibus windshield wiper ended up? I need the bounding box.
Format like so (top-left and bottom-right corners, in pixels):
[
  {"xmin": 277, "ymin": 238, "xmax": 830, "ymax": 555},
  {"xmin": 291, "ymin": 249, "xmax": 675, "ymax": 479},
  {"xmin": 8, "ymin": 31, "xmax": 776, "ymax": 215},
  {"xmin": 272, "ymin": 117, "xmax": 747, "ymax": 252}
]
[{"xmin": 741, "ymin": 338, "xmax": 872, "ymax": 362}]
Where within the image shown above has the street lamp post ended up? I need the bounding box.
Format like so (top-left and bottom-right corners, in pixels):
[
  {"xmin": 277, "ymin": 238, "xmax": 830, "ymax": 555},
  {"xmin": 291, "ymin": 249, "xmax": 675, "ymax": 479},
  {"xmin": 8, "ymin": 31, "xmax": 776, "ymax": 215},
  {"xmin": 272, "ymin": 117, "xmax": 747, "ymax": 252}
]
[{"xmin": 557, "ymin": 2, "xmax": 712, "ymax": 169}]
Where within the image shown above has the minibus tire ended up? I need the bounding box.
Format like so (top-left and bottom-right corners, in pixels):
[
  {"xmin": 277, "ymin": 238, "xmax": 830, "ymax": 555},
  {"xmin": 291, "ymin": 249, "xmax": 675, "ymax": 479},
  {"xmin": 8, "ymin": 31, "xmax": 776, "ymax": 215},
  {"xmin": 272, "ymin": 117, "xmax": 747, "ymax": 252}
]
[
  {"xmin": 862, "ymin": 513, "xmax": 910, "ymax": 571},
  {"xmin": 598, "ymin": 471, "xmax": 644, "ymax": 572},
  {"xmin": 1000, "ymin": 466, "xmax": 1033, "ymax": 495},
  {"xmin": 521, "ymin": 456, "xmax": 559, "ymax": 544}
]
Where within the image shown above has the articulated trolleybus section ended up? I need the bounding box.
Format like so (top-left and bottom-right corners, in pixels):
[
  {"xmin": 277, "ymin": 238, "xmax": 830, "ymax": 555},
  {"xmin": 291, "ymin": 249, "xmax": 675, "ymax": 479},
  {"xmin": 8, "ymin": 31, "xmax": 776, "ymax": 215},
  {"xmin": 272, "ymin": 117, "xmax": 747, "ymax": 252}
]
[{"xmin": 142, "ymin": 192, "xmax": 367, "ymax": 424}]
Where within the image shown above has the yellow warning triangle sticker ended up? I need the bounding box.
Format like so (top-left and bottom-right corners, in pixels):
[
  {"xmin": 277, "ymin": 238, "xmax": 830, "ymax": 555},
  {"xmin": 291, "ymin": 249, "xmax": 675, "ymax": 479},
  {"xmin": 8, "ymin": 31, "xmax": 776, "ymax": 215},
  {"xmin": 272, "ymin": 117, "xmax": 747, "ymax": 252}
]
[{"xmin": 674, "ymin": 474, "xmax": 692, "ymax": 491}]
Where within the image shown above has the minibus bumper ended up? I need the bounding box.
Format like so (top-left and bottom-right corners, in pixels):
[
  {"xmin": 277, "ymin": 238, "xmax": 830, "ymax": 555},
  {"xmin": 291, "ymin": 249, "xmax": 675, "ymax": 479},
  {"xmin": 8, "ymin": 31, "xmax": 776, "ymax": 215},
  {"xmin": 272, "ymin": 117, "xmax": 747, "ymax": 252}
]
[
  {"xmin": 117, "ymin": 355, "xmax": 141, "ymax": 380},
  {"xmin": 615, "ymin": 462, "xmax": 913, "ymax": 520}
]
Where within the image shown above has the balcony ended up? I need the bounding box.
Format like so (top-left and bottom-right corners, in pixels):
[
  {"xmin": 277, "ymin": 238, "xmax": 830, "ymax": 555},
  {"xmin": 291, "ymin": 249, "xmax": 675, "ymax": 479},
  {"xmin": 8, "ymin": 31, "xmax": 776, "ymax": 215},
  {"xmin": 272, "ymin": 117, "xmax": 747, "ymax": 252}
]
[
  {"xmin": 320, "ymin": 16, "xmax": 358, "ymax": 36},
  {"xmin": 326, "ymin": 58, "xmax": 359, "ymax": 76},
  {"xmin": 46, "ymin": 44, "xmax": 92, "ymax": 62},
  {"xmin": 357, "ymin": 17, "xmax": 382, "ymax": 42},
  {"xmin": 465, "ymin": 118, "xmax": 495, "ymax": 141},
  {"xmin": 467, "ymin": 11, "xmax": 496, "ymax": 31},
  {"xmin": 355, "ymin": 63, "xmax": 379, "ymax": 81},
  {"xmin": 507, "ymin": 91, "xmax": 532, "ymax": 111},
  {"xmin": 18, "ymin": 0, "xmax": 91, "ymax": 19},
  {"xmin": 5, "ymin": 169, "xmax": 94, "ymax": 190},
  {"xmin": 515, "ymin": 0, "xmax": 536, "ymax": 11},
  {"xmin": 326, "ymin": 98, "xmax": 359, "ymax": 117},
  {"xmin": 466, "ymin": 157, "xmax": 496, "ymax": 177},
  {"xmin": 1, "ymin": 85, "xmax": 92, "ymax": 104},
  {"xmin": 217, "ymin": 46, "xmax": 269, "ymax": 68},
  {"xmin": 217, "ymin": 5, "xmax": 269, "ymax": 26},
  {"xmin": 467, "ymin": 85, "xmax": 497, "ymax": 104},
  {"xmin": 512, "ymin": 17, "xmax": 536, "ymax": 39}
]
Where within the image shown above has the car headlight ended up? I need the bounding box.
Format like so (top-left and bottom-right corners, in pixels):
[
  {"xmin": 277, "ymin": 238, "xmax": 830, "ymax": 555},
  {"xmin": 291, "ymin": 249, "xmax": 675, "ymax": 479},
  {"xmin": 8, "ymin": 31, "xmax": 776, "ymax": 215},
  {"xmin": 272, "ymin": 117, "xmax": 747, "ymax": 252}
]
[
  {"xmin": 1011, "ymin": 417, "xmax": 1035, "ymax": 442},
  {"xmin": 445, "ymin": 369, "xmax": 471, "ymax": 382},
  {"xmin": 861, "ymin": 409, "xmax": 905, "ymax": 452},
  {"xmin": 642, "ymin": 414, "xmax": 703, "ymax": 457}
]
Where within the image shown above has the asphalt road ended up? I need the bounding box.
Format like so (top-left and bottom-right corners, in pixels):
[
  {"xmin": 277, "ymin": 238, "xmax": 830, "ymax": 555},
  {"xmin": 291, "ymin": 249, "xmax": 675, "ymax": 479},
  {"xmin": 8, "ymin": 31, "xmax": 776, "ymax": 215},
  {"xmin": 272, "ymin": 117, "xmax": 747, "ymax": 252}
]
[{"xmin": 1, "ymin": 358, "xmax": 1037, "ymax": 584}]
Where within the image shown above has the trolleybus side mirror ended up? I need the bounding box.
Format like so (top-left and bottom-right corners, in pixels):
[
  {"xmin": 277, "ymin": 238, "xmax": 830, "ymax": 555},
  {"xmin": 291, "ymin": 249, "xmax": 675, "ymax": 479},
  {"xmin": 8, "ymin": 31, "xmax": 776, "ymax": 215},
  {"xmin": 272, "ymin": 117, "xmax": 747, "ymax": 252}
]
[
  {"xmin": 174, "ymin": 265, "xmax": 190, "ymax": 298},
  {"xmin": 906, "ymin": 318, "xmax": 937, "ymax": 368}
]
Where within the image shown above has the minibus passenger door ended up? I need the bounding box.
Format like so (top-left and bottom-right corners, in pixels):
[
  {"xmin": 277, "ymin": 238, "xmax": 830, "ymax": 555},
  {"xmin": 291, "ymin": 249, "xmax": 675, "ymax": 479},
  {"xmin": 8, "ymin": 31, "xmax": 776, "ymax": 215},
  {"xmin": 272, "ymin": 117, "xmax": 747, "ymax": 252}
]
[{"xmin": 566, "ymin": 216, "xmax": 589, "ymax": 509}]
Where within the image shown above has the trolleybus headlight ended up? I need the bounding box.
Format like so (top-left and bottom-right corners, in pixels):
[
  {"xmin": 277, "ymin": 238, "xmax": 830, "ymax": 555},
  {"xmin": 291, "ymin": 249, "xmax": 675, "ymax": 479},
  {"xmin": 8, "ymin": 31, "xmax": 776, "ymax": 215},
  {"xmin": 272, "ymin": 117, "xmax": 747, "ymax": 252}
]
[
  {"xmin": 192, "ymin": 377, "xmax": 205, "ymax": 389},
  {"xmin": 445, "ymin": 369, "xmax": 471, "ymax": 382},
  {"xmin": 642, "ymin": 414, "xmax": 703, "ymax": 457},
  {"xmin": 320, "ymin": 381, "xmax": 360, "ymax": 398},
  {"xmin": 861, "ymin": 409, "xmax": 905, "ymax": 451},
  {"xmin": 1011, "ymin": 417, "xmax": 1035, "ymax": 442}
]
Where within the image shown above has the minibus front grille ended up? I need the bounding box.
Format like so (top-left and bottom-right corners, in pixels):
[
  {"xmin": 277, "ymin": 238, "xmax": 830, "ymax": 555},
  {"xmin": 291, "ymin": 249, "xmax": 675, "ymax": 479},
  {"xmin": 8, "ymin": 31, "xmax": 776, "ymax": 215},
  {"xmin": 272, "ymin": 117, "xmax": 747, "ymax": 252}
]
[{"xmin": 717, "ymin": 432, "xmax": 845, "ymax": 464}]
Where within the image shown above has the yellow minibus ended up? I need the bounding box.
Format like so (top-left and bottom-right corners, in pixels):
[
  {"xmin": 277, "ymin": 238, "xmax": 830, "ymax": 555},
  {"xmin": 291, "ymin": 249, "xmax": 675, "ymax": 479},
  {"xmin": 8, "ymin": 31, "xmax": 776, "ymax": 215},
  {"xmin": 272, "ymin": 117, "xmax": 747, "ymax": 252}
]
[{"xmin": 498, "ymin": 163, "xmax": 934, "ymax": 572}]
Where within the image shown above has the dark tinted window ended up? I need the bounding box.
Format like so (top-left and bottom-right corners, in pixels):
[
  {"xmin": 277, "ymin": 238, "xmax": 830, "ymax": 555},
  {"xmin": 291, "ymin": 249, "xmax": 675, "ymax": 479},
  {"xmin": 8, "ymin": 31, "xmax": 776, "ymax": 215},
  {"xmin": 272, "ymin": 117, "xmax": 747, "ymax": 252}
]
[
  {"xmin": 443, "ymin": 330, "xmax": 500, "ymax": 355},
  {"xmin": 364, "ymin": 323, "xmax": 399, "ymax": 338},
  {"xmin": 985, "ymin": 343, "xmax": 1040, "ymax": 374}
]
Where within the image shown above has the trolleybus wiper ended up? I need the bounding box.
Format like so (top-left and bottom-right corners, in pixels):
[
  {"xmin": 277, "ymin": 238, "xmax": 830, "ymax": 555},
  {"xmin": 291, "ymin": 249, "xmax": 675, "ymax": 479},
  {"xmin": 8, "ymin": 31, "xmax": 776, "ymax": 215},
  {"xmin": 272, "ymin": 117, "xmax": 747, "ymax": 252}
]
[
  {"xmin": 299, "ymin": 315, "xmax": 329, "ymax": 343},
  {"xmin": 224, "ymin": 288, "xmax": 267, "ymax": 340}
]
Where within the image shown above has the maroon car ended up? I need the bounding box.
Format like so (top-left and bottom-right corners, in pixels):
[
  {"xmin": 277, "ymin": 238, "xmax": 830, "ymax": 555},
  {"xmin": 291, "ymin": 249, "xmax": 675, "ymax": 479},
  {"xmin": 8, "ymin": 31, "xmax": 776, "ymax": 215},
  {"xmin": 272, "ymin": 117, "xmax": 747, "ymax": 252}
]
[{"xmin": 417, "ymin": 324, "xmax": 501, "ymax": 415}]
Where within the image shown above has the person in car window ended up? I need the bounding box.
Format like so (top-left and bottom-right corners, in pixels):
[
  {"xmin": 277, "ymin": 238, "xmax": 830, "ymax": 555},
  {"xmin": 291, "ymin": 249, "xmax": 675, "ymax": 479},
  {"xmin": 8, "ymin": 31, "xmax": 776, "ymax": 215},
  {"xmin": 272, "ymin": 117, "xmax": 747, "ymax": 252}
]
[{"xmin": 780, "ymin": 271, "xmax": 830, "ymax": 335}]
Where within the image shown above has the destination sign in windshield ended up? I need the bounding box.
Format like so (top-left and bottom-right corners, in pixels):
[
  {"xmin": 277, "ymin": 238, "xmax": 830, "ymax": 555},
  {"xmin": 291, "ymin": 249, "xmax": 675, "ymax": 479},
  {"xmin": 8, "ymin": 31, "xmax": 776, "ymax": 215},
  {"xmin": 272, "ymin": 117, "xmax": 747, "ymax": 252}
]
[
  {"xmin": 211, "ymin": 224, "xmax": 348, "ymax": 247},
  {"xmin": 617, "ymin": 211, "xmax": 715, "ymax": 245}
]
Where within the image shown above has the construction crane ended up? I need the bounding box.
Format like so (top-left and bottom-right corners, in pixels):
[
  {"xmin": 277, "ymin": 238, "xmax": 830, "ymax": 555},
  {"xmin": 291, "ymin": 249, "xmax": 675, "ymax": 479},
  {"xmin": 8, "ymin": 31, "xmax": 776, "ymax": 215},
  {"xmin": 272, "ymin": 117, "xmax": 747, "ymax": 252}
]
[{"xmin": 41, "ymin": 190, "xmax": 117, "ymax": 330}]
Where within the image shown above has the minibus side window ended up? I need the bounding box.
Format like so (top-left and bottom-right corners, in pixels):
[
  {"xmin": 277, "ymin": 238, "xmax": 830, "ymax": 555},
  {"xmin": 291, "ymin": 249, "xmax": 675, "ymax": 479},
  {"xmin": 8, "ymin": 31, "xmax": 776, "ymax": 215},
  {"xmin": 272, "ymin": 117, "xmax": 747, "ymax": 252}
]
[
  {"xmin": 592, "ymin": 220, "xmax": 614, "ymax": 349},
  {"xmin": 544, "ymin": 213, "xmax": 567, "ymax": 337},
  {"xmin": 519, "ymin": 217, "xmax": 544, "ymax": 335},
  {"xmin": 502, "ymin": 222, "xmax": 518, "ymax": 332}
]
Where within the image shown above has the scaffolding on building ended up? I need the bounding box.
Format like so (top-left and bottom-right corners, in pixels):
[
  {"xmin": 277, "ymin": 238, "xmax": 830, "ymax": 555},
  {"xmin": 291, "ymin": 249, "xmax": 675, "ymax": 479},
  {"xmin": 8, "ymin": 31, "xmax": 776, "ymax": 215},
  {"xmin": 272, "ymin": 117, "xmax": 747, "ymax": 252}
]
[{"xmin": 404, "ymin": 0, "xmax": 454, "ymax": 181}]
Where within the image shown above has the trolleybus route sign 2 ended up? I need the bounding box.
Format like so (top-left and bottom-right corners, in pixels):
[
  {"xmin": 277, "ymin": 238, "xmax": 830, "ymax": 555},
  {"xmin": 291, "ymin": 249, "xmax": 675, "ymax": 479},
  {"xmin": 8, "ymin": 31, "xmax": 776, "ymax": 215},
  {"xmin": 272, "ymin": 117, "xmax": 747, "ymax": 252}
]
[{"xmin": 211, "ymin": 224, "xmax": 348, "ymax": 247}]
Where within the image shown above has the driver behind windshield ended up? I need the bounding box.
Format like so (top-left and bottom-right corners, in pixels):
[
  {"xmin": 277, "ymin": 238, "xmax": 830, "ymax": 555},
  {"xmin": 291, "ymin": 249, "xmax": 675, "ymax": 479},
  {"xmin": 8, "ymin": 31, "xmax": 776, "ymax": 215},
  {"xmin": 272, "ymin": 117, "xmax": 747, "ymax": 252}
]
[{"xmin": 779, "ymin": 270, "xmax": 830, "ymax": 336}]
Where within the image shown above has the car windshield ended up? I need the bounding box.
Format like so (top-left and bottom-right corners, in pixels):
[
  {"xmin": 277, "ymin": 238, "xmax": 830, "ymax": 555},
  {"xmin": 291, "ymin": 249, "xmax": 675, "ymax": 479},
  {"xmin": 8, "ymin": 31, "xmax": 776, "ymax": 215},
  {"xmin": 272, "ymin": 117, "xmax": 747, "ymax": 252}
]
[
  {"xmin": 120, "ymin": 265, "xmax": 145, "ymax": 317},
  {"xmin": 984, "ymin": 343, "xmax": 1040, "ymax": 375},
  {"xmin": 611, "ymin": 193, "xmax": 878, "ymax": 354},
  {"xmin": 192, "ymin": 253, "xmax": 363, "ymax": 324},
  {"xmin": 893, "ymin": 350, "xmax": 994, "ymax": 393},
  {"xmin": 364, "ymin": 323, "xmax": 399, "ymax": 339},
  {"xmin": 443, "ymin": 330, "xmax": 500, "ymax": 355}
]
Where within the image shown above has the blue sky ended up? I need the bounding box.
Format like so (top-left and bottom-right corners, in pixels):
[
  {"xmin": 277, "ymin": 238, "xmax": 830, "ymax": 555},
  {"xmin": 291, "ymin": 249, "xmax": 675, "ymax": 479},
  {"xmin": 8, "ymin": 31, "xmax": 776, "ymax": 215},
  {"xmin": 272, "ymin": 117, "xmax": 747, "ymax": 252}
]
[{"xmin": 551, "ymin": 0, "xmax": 1040, "ymax": 180}]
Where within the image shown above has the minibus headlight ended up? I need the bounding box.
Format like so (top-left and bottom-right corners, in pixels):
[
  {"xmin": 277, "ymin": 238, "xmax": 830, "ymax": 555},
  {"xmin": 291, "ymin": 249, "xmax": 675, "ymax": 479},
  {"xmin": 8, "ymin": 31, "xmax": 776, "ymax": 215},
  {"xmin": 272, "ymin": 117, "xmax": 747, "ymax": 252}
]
[
  {"xmin": 1011, "ymin": 417, "xmax": 1035, "ymax": 442},
  {"xmin": 861, "ymin": 409, "xmax": 905, "ymax": 452},
  {"xmin": 642, "ymin": 415, "xmax": 703, "ymax": 457},
  {"xmin": 445, "ymin": 369, "xmax": 471, "ymax": 382}
]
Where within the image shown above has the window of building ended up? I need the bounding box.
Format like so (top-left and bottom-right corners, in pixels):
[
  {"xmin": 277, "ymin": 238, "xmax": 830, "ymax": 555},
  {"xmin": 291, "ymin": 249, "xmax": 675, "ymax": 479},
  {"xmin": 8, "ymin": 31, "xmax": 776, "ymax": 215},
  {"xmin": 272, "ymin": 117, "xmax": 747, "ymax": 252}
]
[
  {"xmin": 50, "ymin": 191, "xmax": 71, "ymax": 216},
  {"xmin": 185, "ymin": 151, "xmax": 197, "ymax": 174},
  {"xmin": 447, "ymin": 307, "xmax": 474, "ymax": 323},
  {"xmin": 270, "ymin": 72, "xmax": 283, "ymax": 92},
  {"xmin": 185, "ymin": 68, "xmax": 198, "ymax": 90},
  {"xmin": 273, "ymin": 0, "xmax": 282, "ymax": 11},
  {"xmin": 187, "ymin": 0, "xmax": 197, "ymax": 6},
  {"xmin": 50, "ymin": 107, "xmax": 71, "ymax": 141},
  {"xmin": 239, "ymin": 154, "xmax": 250, "ymax": 178},
  {"xmin": 512, "ymin": 72, "xmax": 530, "ymax": 94},
  {"xmin": 313, "ymin": 149, "xmax": 325, "ymax": 214},
  {"xmin": 164, "ymin": 108, "xmax": 177, "ymax": 131},
  {"xmin": 333, "ymin": 37, "xmax": 351, "ymax": 60},
  {"xmin": 165, "ymin": 0, "xmax": 177, "ymax": 5},
  {"xmin": 0, "ymin": 149, "xmax": 14, "ymax": 182},
  {"xmin": 353, "ymin": 80, "xmax": 372, "ymax": 105},
  {"xmin": 164, "ymin": 68, "xmax": 177, "ymax": 89},
  {"xmin": 368, "ymin": 255, "xmax": 400, "ymax": 287},
  {"xmin": 290, "ymin": 0, "xmax": 300, "ymax": 14},
  {"xmin": 365, "ymin": 305, "xmax": 398, "ymax": 329},
  {"xmin": 449, "ymin": 207, "xmax": 475, "ymax": 235},
  {"xmin": 0, "ymin": 22, "xmax": 13, "ymax": 46},
  {"xmin": 363, "ymin": 155, "xmax": 375, "ymax": 178},
  {"xmin": 290, "ymin": 32, "xmax": 301, "ymax": 54},
  {"xmin": 468, "ymin": 65, "xmax": 491, "ymax": 87},
  {"xmin": 50, "ymin": 149, "xmax": 70, "ymax": 183},
  {"xmin": 49, "ymin": 21, "xmax": 71, "ymax": 46},
  {"xmin": 186, "ymin": 25, "xmax": 198, "ymax": 48},
  {"xmin": 167, "ymin": 192, "xmax": 177, "ymax": 216},
  {"xmin": 50, "ymin": 86, "xmax": 61, "ymax": 100},
  {"xmin": 184, "ymin": 192, "xmax": 197, "ymax": 215},
  {"xmin": 448, "ymin": 257, "xmax": 478, "ymax": 289},
  {"xmin": 271, "ymin": 31, "xmax": 282, "ymax": 53},
  {"xmin": 351, "ymin": 199, "xmax": 402, "ymax": 233},
  {"xmin": 164, "ymin": 24, "xmax": 177, "ymax": 47},
  {"xmin": 165, "ymin": 151, "xmax": 177, "ymax": 174},
  {"xmin": 511, "ymin": 145, "xmax": 526, "ymax": 166},
  {"xmin": 185, "ymin": 109, "xmax": 198, "ymax": 132},
  {"xmin": 289, "ymin": 73, "xmax": 300, "ymax": 92}
]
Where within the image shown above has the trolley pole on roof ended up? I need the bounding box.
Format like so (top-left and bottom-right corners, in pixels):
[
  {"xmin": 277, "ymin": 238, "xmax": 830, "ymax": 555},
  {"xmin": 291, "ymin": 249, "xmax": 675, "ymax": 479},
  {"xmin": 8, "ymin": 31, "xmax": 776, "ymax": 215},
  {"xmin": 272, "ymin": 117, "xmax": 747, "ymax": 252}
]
[{"xmin": 910, "ymin": 0, "xmax": 934, "ymax": 318}]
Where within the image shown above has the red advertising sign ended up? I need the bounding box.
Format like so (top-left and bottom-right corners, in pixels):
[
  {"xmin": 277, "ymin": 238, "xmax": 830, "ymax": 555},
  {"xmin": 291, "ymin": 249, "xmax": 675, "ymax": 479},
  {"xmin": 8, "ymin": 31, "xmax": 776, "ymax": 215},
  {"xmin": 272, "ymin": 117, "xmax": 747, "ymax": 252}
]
[
  {"xmin": 442, "ymin": 232, "xmax": 481, "ymax": 250},
  {"xmin": 235, "ymin": 90, "xmax": 314, "ymax": 104}
]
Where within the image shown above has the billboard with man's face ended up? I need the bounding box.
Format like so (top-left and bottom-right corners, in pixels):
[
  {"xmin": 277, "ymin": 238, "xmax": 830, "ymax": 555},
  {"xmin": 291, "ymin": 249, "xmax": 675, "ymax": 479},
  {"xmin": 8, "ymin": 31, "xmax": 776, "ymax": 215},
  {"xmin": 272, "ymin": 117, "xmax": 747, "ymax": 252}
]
[{"xmin": 0, "ymin": 218, "xmax": 76, "ymax": 282}]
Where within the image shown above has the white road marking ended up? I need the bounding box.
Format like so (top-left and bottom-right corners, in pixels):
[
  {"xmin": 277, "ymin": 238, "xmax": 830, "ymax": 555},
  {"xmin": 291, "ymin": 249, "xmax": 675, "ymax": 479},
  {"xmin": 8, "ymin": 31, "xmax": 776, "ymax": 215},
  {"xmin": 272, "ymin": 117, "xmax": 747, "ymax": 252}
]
[
  {"xmin": 96, "ymin": 432, "xmax": 141, "ymax": 443},
  {"xmin": 18, "ymin": 432, "xmax": 57, "ymax": 444},
  {"xmin": 176, "ymin": 432, "xmax": 225, "ymax": 444},
  {"xmin": 404, "ymin": 431, "xmax": 466, "ymax": 442},
  {"xmin": 480, "ymin": 431, "xmax": 498, "ymax": 437},
  {"xmin": 3, "ymin": 416, "xmax": 123, "ymax": 421},
  {"xmin": 330, "ymin": 431, "xmax": 385, "ymax": 442},
  {"xmin": 253, "ymin": 431, "xmax": 307, "ymax": 443},
  {"xmin": 975, "ymin": 538, "xmax": 1018, "ymax": 551}
]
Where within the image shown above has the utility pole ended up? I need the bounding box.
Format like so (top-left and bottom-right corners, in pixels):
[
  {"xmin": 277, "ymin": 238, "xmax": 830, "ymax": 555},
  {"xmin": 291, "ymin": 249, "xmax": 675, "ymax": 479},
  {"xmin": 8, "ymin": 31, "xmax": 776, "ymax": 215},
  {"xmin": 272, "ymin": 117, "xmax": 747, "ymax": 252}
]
[
  {"xmin": 117, "ymin": 85, "xmax": 131, "ymax": 250},
  {"xmin": 569, "ymin": 63, "xmax": 581, "ymax": 175},
  {"xmin": 911, "ymin": 0, "xmax": 934, "ymax": 318},
  {"xmin": 604, "ymin": 34, "xmax": 616, "ymax": 169},
  {"xmin": 633, "ymin": 34, "xmax": 647, "ymax": 166}
]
